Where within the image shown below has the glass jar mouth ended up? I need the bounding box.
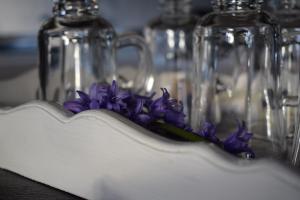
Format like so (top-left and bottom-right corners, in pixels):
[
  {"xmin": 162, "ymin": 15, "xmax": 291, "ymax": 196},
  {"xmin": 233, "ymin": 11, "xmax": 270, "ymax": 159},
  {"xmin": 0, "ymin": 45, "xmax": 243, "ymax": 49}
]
[
  {"xmin": 159, "ymin": 0, "xmax": 192, "ymax": 16},
  {"xmin": 53, "ymin": 0, "xmax": 99, "ymax": 17},
  {"xmin": 211, "ymin": 0, "xmax": 263, "ymax": 12}
]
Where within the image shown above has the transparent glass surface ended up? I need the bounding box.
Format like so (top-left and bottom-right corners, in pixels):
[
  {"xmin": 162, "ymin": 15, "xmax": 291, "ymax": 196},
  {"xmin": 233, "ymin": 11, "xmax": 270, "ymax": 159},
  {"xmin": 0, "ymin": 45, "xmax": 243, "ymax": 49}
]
[
  {"xmin": 39, "ymin": 15, "xmax": 116, "ymax": 103},
  {"xmin": 192, "ymin": 6, "xmax": 284, "ymax": 158},
  {"xmin": 38, "ymin": 0, "xmax": 152, "ymax": 104},
  {"xmin": 275, "ymin": 1, "xmax": 300, "ymax": 165},
  {"xmin": 145, "ymin": 0, "xmax": 197, "ymax": 122}
]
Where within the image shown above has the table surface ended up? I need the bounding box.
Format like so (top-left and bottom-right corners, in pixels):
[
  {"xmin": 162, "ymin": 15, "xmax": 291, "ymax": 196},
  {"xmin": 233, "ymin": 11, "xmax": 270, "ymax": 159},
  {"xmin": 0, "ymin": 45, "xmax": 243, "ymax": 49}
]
[{"xmin": 0, "ymin": 169, "xmax": 84, "ymax": 200}]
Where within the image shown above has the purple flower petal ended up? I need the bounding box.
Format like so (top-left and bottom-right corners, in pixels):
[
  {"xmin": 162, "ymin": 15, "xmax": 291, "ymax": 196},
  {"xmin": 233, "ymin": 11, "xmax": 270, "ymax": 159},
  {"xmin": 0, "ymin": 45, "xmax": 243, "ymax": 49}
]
[
  {"xmin": 111, "ymin": 80, "xmax": 118, "ymax": 96},
  {"xmin": 134, "ymin": 98, "xmax": 145, "ymax": 114},
  {"xmin": 77, "ymin": 91, "xmax": 90, "ymax": 104},
  {"xmin": 89, "ymin": 99, "xmax": 100, "ymax": 109},
  {"xmin": 148, "ymin": 88, "xmax": 189, "ymax": 129},
  {"xmin": 135, "ymin": 114, "xmax": 153, "ymax": 125},
  {"xmin": 63, "ymin": 101, "xmax": 87, "ymax": 114},
  {"xmin": 112, "ymin": 103, "xmax": 121, "ymax": 112},
  {"xmin": 116, "ymin": 91, "xmax": 131, "ymax": 100},
  {"xmin": 168, "ymin": 99, "xmax": 184, "ymax": 112},
  {"xmin": 195, "ymin": 122, "xmax": 220, "ymax": 144},
  {"xmin": 164, "ymin": 110, "xmax": 186, "ymax": 128},
  {"xmin": 223, "ymin": 121, "xmax": 255, "ymax": 158},
  {"xmin": 89, "ymin": 83, "xmax": 99, "ymax": 99},
  {"xmin": 107, "ymin": 102, "xmax": 113, "ymax": 110}
]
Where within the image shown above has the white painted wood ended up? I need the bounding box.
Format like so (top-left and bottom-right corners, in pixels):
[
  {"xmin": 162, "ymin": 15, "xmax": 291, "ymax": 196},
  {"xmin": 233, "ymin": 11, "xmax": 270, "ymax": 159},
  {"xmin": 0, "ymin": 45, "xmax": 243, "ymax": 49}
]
[{"xmin": 0, "ymin": 101, "xmax": 300, "ymax": 200}]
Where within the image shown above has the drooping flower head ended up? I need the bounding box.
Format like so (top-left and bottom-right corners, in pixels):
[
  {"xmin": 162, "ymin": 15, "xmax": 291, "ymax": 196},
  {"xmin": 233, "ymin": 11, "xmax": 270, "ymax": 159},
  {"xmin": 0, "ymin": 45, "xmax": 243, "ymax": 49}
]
[
  {"xmin": 149, "ymin": 88, "xmax": 187, "ymax": 129},
  {"xmin": 195, "ymin": 122, "xmax": 221, "ymax": 145},
  {"xmin": 65, "ymin": 80, "xmax": 131, "ymax": 114},
  {"xmin": 223, "ymin": 121, "xmax": 255, "ymax": 158},
  {"xmin": 104, "ymin": 80, "xmax": 131, "ymax": 113},
  {"xmin": 88, "ymin": 82, "xmax": 110, "ymax": 109},
  {"xmin": 150, "ymin": 88, "xmax": 170, "ymax": 118},
  {"xmin": 63, "ymin": 91, "xmax": 91, "ymax": 114},
  {"xmin": 127, "ymin": 94, "xmax": 155, "ymax": 126}
]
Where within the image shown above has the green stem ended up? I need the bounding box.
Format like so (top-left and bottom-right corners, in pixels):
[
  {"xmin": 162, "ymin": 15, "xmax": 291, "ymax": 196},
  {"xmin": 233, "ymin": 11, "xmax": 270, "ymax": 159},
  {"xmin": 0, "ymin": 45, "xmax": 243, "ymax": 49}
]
[{"xmin": 152, "ymin": 122, "xmax": 206, "ymax": 142}]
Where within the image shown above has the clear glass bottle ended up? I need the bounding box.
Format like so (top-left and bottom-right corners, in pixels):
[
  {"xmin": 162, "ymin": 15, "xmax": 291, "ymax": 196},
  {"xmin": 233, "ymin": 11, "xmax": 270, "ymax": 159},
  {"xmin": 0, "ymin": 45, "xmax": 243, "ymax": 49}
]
[
  {"xmin": 38, "ymin": 0, "xmax": 152, "ymax": 104},
  {"xmin": 273, "ymin": 0, "xmax": 300, "ymax": 163},
  {"xmin": 192, "ymin": 0, "xmax": 284, "ymax": 158},
  {"xmin": 144, "ymin": 0, "xmax": 198, "ymax": 122}
]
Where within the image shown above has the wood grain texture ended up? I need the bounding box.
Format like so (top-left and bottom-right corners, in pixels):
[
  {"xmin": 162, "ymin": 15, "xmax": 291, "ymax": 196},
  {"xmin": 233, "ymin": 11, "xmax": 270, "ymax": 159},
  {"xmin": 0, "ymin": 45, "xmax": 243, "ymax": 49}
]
[
  {"xmin": 0, "ymin": 169, "xmax": 84, "ymax": 200},
  {"xmin": 0, "ymin": 101, "xmax": 300, "ymax": 200}
]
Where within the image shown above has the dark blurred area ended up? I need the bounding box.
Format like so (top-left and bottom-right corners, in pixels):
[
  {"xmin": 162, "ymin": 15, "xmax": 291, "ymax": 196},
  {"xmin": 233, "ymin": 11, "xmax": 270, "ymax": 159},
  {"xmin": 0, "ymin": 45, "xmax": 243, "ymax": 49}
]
[{"xmin": 0, "ymin": 0, "xmax": 211, "ymax": 106}]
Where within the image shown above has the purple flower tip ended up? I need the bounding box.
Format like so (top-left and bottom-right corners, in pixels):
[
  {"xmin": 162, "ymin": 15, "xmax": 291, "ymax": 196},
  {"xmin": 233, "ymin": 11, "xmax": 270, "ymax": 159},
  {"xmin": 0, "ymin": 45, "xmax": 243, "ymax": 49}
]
[
  {"xmin": 149, "ymin": 88, "xmax": 188, "ymax": 129},
  {"xmin": 223, "ymin": 121, "xmax": 255, "ymax": 158},
  {"xmin": 195, "ymin": 122, "xmax": 221, "ymax": 145}
]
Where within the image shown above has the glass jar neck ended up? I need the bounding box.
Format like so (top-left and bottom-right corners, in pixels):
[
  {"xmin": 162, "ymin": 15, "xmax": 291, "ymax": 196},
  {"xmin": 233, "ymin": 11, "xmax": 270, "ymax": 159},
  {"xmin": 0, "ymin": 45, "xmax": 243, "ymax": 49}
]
[
  {"xmin": 159, "ymin": 0, "xmax": 192, "ymax": 19},
  {"xmin": 211, "ymin": 0, "xmax": 263, "ymax": 12},
  {"xmin": 53, "ymin": 0, "xmax": 99, "ymax": 17}
]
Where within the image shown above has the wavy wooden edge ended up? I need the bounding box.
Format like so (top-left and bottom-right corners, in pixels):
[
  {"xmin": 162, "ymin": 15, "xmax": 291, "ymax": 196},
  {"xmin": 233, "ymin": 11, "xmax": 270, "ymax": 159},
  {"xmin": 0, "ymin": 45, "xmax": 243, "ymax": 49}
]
[
  {"xmin": 0, "ymin": 101, "xmax": 256, "ymax": 169},
  {"xmin": 0, "ymin": 101, "xmax": 300, "ymax": 200}
]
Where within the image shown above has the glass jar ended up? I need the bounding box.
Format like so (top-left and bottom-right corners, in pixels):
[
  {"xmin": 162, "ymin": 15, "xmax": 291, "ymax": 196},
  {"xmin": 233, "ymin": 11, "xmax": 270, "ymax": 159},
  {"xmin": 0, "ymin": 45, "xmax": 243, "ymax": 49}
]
[
  {"xmin": 192, "ymin": 0, "xmax": 284, "ymax": 158},
  {"xmin": 144, "ymin": 0, "xmax": 198, "ymax": 123},
  {"xmin": 38, "ymin": 0, "xmax": 152, "ymax": 104},
  {"xmin": 274, "ymin": 0, "xmax": 300, "ymax": 165}
]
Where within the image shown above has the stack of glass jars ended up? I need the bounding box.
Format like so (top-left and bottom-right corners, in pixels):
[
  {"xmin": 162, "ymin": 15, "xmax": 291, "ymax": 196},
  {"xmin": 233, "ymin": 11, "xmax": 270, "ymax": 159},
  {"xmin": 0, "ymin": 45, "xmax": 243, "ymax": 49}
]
[{"xmin": 38, "ymin": 0, "xmax": 300, "ymax": 164}]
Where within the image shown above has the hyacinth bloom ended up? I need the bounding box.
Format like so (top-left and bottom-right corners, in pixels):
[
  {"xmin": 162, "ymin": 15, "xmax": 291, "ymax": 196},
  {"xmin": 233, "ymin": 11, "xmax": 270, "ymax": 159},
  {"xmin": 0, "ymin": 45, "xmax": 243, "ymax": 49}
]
[
  {"xmin": 195, "ymin": 122, "xmax": 221, "ymax": 145},
  {"xmin": 129, "ymin": 97, "xmax": 153, "ymax": 125},
  {"xmin": 63, "ymin": 91, "xmax": 91, "ymax": 114},
  {"xmin": 64, "ymin": 81, "xmax": 255, "ymax": 158},
  {"xmin": 150, "ymin": 89, "xmax": 186, "ymax": 129},
  {"xmin": 223, "ymin": 121, "xmax": 255, "ymax": 158}
]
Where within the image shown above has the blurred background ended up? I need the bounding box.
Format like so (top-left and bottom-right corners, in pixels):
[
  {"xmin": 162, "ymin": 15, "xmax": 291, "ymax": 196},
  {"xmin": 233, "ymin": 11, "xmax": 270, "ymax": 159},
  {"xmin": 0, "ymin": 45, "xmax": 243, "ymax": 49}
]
[{"xmin": 0, "ymin": 0, "xmax": 211, "ymax": 106}]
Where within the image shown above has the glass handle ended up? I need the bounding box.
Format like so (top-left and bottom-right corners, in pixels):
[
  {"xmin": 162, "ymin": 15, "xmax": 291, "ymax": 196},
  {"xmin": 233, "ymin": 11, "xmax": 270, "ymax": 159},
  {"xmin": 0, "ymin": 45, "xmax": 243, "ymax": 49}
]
[
  {"xmin": 113, "ymin": 33, "xmax": 154, "ymax": 94},
  {"xmin": 292, "ymin": 128, "xmax": 300, "ymax": 167},
  {"xmin": 282, "ymin": 95, "xmax": 298, "ymax": 107},
  {"xmin": 282, "ymin": 95, "xmax": 300, "ymax": 166}
]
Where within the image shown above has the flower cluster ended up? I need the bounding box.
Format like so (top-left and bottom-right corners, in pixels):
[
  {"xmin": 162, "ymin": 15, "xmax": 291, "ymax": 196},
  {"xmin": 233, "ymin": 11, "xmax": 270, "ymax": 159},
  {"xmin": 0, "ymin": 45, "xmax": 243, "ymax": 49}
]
[
  {"xmin": 64, "ymin": 81, "xmax": 189, "ymax": 129},
  {"xmin": 64, "ymin": 81, "xmax": 255, "ymax": 158},
  {"xmin": 223, "ymin": 121, "xmax": 255, "ymax": 158}
]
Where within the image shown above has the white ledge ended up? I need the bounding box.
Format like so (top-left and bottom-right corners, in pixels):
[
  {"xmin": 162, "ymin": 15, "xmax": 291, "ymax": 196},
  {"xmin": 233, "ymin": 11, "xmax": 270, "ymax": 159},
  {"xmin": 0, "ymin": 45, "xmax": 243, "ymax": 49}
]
[{"xmin": 0, "ymin": 101, "xmax": 300, "ymax": 200}]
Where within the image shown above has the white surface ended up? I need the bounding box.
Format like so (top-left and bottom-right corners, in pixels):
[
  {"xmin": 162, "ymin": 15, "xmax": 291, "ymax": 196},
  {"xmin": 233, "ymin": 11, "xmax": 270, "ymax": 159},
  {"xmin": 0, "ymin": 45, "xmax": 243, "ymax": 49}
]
[{"xmin": 0, "ymin": 101, "xmax": 300, "ymax": 200}]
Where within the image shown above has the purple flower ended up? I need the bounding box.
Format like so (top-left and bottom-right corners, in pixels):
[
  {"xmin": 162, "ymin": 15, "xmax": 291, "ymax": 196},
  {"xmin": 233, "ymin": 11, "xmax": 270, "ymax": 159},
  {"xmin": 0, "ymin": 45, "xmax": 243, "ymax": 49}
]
[
  {"xmin": 150, "ymin": 88, "xmax": 170, "ymax": 118},
  {"xmin": 223, "ymin": 121, "xmax": 255, "ymax": 158},
  {"xmin": 105, "ymin": 80, "xmax": 131, "ymax": 113},
  {"xmin": 88, "ymin": 83, "xmax": 110, "ymax": 109},
  {"xmin": 89, "ymin": 80, "xmax": 131, "ymax": 113},
  {"xmin": 64, "ymin": 81, "xmax": 131, "ymax": 114},
  {"xmin": 63, "ymin": 91, "xmax": 91, "ymax": 114},
  {"xmin": 130, "ymin": 97, "xmax": 153, "ymax": 125},
  {"xmin": 149, "ymin": 88, "xmax": 187, "ymax": 129},
  {"xmin": 195, "ymin": 122, "xmax": 221, "ymax": 145}
]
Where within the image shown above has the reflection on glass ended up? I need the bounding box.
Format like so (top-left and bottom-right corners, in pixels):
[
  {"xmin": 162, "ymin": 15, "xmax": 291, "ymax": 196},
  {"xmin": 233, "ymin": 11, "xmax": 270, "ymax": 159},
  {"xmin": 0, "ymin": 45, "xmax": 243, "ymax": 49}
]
[
  {"xmin": 39, "ymin": 0, "xmax": 152, "ymax": 104},
  {"xmin": 38, "ymin": 0, "xmax": 115, "ymax": 103},
  {"xmin": 192, "ymin": 0, "xmax": 284, "ymax": 158},
  {"xmin": 144, "ymin": 0, "xmax": 198, "ymax": 122},
  {"xmin": 275, "ymin": 0, "xmax": 300, "ymax": 165}
]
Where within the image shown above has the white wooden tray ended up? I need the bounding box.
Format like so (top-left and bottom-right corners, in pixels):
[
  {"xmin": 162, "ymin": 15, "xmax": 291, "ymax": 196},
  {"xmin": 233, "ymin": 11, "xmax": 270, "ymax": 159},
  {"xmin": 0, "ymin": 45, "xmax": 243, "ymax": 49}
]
[{"xmin": 0, "ymin": 101, "xmax": 300, "ymax": 200}]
